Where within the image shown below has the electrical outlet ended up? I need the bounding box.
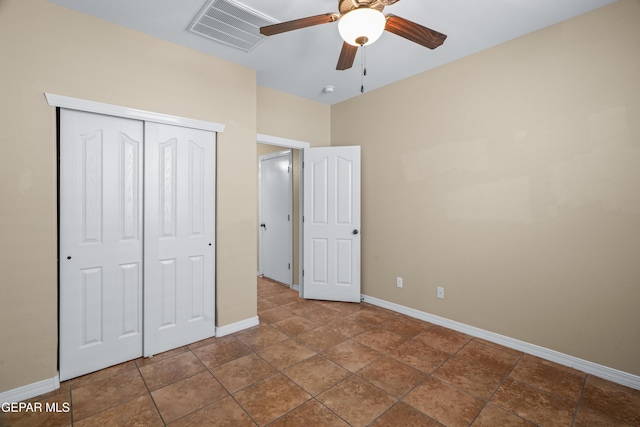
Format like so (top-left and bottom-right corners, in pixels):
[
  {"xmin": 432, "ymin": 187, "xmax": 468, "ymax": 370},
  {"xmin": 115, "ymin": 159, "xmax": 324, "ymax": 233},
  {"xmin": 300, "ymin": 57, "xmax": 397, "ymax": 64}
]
[
  {"xmin": 437, "ymin": 286, "xmax": 444, "ymax": 299},
  {"xmin": 396, "ymin": 277, "xmax": 403, "ymax": 288}
]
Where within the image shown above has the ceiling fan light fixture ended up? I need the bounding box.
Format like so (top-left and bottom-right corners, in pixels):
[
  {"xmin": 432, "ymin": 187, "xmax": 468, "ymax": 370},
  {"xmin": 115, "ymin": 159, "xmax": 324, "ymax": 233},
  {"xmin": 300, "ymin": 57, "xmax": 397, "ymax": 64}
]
[{"xmin": 338, "ymin": 8, "xmax": 386, "ymax": 46}]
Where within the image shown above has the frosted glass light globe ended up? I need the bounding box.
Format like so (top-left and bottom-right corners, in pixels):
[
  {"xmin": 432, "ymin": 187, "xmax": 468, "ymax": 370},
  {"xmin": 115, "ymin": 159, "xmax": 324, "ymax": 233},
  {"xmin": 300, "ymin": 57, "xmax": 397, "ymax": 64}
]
[{"xmin": 338, "ymin": 8, "xmax": 386, "ymax": 46}]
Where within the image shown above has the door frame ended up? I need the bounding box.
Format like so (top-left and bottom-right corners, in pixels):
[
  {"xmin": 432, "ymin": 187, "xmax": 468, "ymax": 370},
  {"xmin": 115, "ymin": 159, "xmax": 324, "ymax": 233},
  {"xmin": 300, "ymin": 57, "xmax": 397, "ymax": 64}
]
[
  {"xmin": 258, "ymin": 149, "xmax": 293, "ymax": 285},
  {"xmin": 257, "ymin": 134, "xmax": 309, "ymax": 292}
]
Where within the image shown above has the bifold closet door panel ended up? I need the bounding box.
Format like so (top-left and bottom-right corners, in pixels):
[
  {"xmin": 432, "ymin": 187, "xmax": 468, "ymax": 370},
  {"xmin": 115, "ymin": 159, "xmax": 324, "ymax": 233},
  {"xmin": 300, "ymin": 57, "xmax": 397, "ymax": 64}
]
[
  {"xmin": 59, "ymin": 109, "xmax": 143, "ymax": 381},
  {"xmin": 143, "ymin": 122, "xmax": 216, "ymax": 357}
]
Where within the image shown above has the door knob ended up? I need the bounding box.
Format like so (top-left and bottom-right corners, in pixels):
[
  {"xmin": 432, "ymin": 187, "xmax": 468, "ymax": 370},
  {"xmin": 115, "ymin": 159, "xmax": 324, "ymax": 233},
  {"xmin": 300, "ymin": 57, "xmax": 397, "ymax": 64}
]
[
  {"xmin": 260, "ymin": 223, "xmax": 266, "ymax": 230},
  {"xmin": 352, "ymin": 229, "xmax": 359, "ymax": 235}
]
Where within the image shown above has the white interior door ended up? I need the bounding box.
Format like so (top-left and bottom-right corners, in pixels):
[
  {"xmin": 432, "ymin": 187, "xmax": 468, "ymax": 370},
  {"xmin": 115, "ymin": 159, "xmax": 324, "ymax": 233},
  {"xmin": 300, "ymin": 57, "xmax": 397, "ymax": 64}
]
[
  {"xmin": 144, "ymin": 122, "xmax": 216, "ymax": 357},
  {"xmin": 303, "ymin": 146, "xmax": 361, "ymax": 302},
  {"xmin": 59, "ymin": 109, "xmax": 143, "ymax": 381},
  {"xmin": 259, "ymin": 151, "xmax": 292, "ymax": 285}
]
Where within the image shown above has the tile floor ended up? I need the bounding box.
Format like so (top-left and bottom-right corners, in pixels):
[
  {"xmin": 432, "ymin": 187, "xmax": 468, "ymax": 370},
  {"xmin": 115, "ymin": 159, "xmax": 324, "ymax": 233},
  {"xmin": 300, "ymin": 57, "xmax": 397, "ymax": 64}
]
[{"xmin": 3, "ymin": 277, "xmax": 640, "ymax": 427}]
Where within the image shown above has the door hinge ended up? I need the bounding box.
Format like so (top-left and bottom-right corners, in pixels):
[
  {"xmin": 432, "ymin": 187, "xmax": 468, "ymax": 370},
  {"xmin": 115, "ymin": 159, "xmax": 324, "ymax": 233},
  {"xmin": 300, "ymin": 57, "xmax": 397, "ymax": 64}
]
[
  {"xmin": 288, "ymin": 166, "xmax": 290, "ymax": 173},
  {"xmin": 302, "ymin": 215, "xmax": 305, "ymax": 223},
  {"xmin": 302, "ymin": 162, "xmax": 304, "ymax": 169},
  {"xmin": 302, "ymin": 269, "xmax": 304, "ymax": 277},
  {"xmin": 288, "ymin": 263, "xmax": 291, "ymax": 270},
  {"xmin": 288, "ymin": 214, "xmax": 290, "ymax": 221}
]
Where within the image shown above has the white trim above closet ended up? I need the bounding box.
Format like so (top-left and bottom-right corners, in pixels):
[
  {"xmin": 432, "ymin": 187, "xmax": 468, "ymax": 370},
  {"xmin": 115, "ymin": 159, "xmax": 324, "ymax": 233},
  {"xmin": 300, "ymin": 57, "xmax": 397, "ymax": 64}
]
[{"xmin": 45, "ymin": 93, "xmax": 225, "ymax": 133}]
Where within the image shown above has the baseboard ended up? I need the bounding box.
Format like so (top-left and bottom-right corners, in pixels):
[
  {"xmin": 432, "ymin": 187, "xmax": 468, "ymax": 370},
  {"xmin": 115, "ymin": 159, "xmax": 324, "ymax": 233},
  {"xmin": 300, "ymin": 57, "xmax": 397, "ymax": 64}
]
[
  {"xmin": 0, "ymin": 375, "xmax": 60, "ymax": 404},
  {"xmin": 361, "ymin": 294, "xmax": 640, "ymax": 391},
  {"xmin": 292, "ymin": 284, "xmax": 300, "ymax": 292},
  {"xmin": 216, "ymin": 316, "xmax": 260, "ymax": 337}
]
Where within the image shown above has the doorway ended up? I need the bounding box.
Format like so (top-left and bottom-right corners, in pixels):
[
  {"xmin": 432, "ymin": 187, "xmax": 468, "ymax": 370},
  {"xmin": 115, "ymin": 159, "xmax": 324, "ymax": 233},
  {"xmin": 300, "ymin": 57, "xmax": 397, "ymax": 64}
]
[{"xmin": 259, "ymin": 150, "xmax": 293, "ymax": 286}]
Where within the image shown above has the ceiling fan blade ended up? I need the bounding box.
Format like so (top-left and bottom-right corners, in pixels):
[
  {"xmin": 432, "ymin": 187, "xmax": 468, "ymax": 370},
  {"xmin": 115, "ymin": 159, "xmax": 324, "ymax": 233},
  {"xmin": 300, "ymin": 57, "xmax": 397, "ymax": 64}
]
[
  {"xmin": 260, "ymin": 13, "xmax": 338, "ymax": 36},
  {"xmin": 336, "ymin": 42, "xmax": 358, "ymax": 71},
  {"xmin": 385, "ymin": 15, "xmax": 447, "ymax": 49}
]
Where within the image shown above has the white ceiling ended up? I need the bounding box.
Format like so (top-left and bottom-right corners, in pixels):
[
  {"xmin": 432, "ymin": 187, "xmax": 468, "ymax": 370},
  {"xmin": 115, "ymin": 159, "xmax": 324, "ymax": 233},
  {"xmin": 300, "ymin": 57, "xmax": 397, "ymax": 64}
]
[{"xmin": 48, "ymin": 0, "xmax": 616, "ymax": 105}]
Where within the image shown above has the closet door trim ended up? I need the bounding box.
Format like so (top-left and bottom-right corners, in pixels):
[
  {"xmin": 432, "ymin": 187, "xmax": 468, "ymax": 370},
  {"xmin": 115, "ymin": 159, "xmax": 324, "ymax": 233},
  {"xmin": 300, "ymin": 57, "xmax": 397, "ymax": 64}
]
[{"xmin": 46, "ymin": 93, "xmax": 225, "ymax": 133}]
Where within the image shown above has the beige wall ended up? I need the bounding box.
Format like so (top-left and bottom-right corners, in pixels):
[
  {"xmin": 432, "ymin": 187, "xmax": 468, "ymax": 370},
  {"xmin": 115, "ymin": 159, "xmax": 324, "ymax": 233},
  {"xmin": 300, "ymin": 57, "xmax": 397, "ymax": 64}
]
[
  {"xmin": 257, "ymin": 86, "xmax": 331, "ymax": 147},
  {"xmin": 331, "ymin": 0, "xmax": 640, "ymax": 375},
  {"xmin": 0, "ymin": 0, "xmax": 257, "ymax": 393}
]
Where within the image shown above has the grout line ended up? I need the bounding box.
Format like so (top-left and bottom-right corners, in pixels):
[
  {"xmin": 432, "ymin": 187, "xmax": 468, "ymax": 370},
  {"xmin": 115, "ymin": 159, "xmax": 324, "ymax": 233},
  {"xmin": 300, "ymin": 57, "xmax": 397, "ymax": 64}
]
[{"xmin": 570, "ymin": 374, "xmax": 589, "ymax": 427}]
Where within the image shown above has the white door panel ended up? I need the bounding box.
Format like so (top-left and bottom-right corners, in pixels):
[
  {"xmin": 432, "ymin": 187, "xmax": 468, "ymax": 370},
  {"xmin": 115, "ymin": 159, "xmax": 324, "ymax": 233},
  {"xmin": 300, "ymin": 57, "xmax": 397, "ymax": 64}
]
[
  {"xmin": 259, "ymin": 151, "xmax": 292, "ymax": 285},
  {"xmin": 144, "ymin": 123, "xmax": 216, "ymax": 357},
  {"xmin": 303, "ymin": 146, "xmax": 361, "ymax": 302},
  {"xmin": 59, "ymin": 109, "xmax": 143, "ymax": 381}
]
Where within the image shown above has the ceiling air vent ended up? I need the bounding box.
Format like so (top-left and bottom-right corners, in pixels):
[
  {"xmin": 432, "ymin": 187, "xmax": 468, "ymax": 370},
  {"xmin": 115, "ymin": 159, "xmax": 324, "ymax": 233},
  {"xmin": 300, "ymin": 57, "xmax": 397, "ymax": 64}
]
[{"xmin": 188, "ymin": 0, "xmax": 277, "ymax": 52}]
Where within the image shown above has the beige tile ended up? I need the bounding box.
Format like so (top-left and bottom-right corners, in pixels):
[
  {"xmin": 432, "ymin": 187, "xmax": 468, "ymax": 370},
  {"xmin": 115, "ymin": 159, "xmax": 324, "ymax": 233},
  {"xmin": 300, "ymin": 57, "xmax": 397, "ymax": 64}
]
[
  {"xmin": 211, "ymin": 353, "xmax": 276, "ymax": 393},
  {"xmin": 404, "ymin": 377, "xmax": 484, "ymax": 427},
  {"xmin": 379, "ymin": 316, "xmax": 431, "ymax": 338},
  {"xmin": 318, "ymin": 375, "xmax": 396, "ymax": 427},
  {"xmin": 357, "ymin": 356, "xmax": 426, "ymax": 398},
  {"xmin": 388, "ymin": 337, "xmax": 450, "ymax": 373},
  {"xmin": 72, "ymin": 368, "xmax": 147, "ymax": 421},
  {"xmin": 303, "ymin": 306, "xmax": 346, "ymax": 325},
  {"xmin": 371, "ymin": 402, "xmax": 442, "ymax": 427},
  {"xmin": 135, "ymin": 346, "xmax": 190, "ymax": 368},
  {"xmin": 168, "ymin": 395, "xmax": 256, "ymax": 427},
  {"xmin": 257, "ymin": 297, "xmax": 278, "ymax": 312},
  {"xmin": 325, "ymin": 317, "xmax": 374, "ymax": 338},
  {"xmin": 234, "ymin": 373, "xmax": 311, "ymax": 426},
  {"xmin": 258, "ymin": 306, "xmax": 297, "ymax": 324},
  {"xmin": 283, "ymin": 354, "xmax": 350, "ymax": 396},
  {"xmin": 320, "ymin": 301, "xmax": 363, "ymax": 315},
  {"xmin": 268, "ymin": 400, "xmax": 349, "ymax": 427},
  {"xmin": 353, "ymin": 328, "xmax": 407, "ymax": 354},
  {"xmin": 151, "ymin": 371, "xmax": 228, "ymax": 423},
  {"xmin": 234, "ymin": 324, "xmax": 288, "ymax": 351},
  {"xmin": 348, "ymin": 308, "xmax": 394, "ymax": 326},
  {"xmin": 471, "ymin": 404, "xmax": 536, "ymax": 427},
  {"xmin": 139, "ymin": 351, "xmax": 206, "ymax": 391},
  {"xmin": 272, "ymin": 315, "xmax": 321, "ymax": 337},
  {"xmin": 258, "ymin": 338, "xmax": 316, "ymax": 370},
  {"xmin": 573, "ymin": 405, "xmax": 634, "ymax": 427},
  {"xmin": 192, "ymin": 336, "xmax": 252, "ymax": 369},
  {"xmin": 323, "ymin": 339, "xmax": 383, "ymax": 372},
  {"xmin": 265, "ymin": 292, "xmax": 301, "ymax": 307},
  {"xmin": 581, "ymin": 375, "xmax": 640, "ymax": 425},
  {"xmin": 413, "ymin": 326, "xmax": 472, "ymax": 354},
  {"xmin": 284, "ymin": 299, "xmax": 320, "ymax": 316},
  {"xmin": 188, "ymin": 335, "xmax": 226, "ymax": 350},
  {"xmin": 74, "ymin": 394, "xmax": 163, "ymax": 427},
  {"xmin": 72, "ymin": 360, "xmax": 138, "ymax": 388},
  {"xmin": 295, "ymin": 326, "xmax": 348, "ymax": 352},
  {"xmin": 490, "ymin": 378, "xmax": 576, "ymax": 427},
  {"xmin": 457, "ymin": 340, "xmax": 521, "ymax": 375},
  {"xmin": 433, "ymin": 356, "xmax": 505, "ymax": 400},
  {"xmin": 509, "ymin": 355, "xmax": 586, "ymax": 402}
]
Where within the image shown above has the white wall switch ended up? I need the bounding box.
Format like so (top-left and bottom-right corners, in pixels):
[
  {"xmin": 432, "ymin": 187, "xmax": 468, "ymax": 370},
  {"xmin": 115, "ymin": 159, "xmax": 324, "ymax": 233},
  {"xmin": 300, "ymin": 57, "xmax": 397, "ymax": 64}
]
[
  {"xmin": 437, "ymin": 287, "xmax": 444, "ymax": 299},
  {"xmin": 396, "ymin": 277, "xmax": 403, "ymax": 288}
]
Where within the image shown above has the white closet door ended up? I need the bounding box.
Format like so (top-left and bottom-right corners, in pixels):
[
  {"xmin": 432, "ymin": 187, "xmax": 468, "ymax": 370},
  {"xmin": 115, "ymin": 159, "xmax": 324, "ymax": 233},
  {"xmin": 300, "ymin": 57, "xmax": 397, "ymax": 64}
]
[
  {"xmin": 144, "ymin": 122, "xmax": 216, "ymax": 356},
  {"xmin": 59, "ymin": 109, "xmax": 143, "ymax": 381}
]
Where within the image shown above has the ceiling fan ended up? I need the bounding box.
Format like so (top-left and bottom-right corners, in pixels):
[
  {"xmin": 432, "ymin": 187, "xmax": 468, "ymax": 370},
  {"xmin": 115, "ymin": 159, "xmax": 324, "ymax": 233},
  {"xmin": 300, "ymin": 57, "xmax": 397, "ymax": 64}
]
[{"xmin": 259, "ymin": 0, "xmax": 447, "ymax": 71}]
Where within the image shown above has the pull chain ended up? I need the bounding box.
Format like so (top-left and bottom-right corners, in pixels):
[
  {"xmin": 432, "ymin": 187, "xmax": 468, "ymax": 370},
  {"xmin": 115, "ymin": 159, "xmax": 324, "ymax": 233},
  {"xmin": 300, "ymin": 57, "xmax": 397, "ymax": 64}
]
[{"xmin": 360, "ymin": 45, "xmax": 367, "ymax": 93}]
